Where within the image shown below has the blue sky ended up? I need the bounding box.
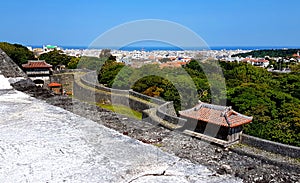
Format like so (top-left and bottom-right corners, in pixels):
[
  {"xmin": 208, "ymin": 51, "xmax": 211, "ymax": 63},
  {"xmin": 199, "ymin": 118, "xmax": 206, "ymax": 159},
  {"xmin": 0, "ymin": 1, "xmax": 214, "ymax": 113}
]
[{"xmin": 1, "ymin": 0, "xmax": 300, "ymax": 47}]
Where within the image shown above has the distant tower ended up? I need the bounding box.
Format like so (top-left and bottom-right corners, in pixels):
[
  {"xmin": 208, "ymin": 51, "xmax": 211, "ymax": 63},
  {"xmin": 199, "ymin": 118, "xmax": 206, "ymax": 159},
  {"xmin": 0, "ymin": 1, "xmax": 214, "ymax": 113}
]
[{"xmin": 297, "ymin": 51, "xmax": 300, "ymax": 56}]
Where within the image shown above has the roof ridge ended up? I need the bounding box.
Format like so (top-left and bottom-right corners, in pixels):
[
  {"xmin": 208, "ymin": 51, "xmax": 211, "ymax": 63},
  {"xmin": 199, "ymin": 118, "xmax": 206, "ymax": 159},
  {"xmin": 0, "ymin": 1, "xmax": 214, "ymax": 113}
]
[
  {"xmin": 234, "ymin": 112, "xmax": 253, "ymax": 120},
  {"xmin": 200, "ymin": 102, "xmax": 228, "ymax": 111},
  {"xmin": 28, "ymin": 60, "xmax": 46, "ymax": 62}
]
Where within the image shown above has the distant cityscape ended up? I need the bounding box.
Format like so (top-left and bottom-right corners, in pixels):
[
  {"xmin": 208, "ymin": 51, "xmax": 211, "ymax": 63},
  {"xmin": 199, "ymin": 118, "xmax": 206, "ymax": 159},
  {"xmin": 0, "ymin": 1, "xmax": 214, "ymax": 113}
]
[{"xmin": 28, "ymin": 44, "xmax": 300, "ymax": 72}]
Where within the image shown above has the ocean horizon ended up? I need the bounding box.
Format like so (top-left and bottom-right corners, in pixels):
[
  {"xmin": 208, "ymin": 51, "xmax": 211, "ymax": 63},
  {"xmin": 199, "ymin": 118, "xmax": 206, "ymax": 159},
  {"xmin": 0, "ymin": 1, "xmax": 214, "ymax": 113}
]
[{"xmin": 29, "ymin": 45, "xmax": 300, "ymax": 51}]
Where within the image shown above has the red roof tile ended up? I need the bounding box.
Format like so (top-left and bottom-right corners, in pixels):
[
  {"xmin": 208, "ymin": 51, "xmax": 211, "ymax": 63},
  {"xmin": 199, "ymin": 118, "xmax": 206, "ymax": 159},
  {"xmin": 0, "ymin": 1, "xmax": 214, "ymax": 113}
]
[
  {"xmin": 179, "ymin": 103, "xmax": 252, "ymax": 127},
  {"xmin": 22, "ymin": 60, "xmax": 52, "ymax": 69},
  {"xmin": 48, "ymin": 82, "xmax": 62, "ymax": 87}
]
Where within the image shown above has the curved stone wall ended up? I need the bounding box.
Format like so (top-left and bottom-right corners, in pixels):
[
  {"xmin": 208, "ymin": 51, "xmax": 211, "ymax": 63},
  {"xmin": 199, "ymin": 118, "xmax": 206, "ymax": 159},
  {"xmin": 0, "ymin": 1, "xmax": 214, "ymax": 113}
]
[
  {"xmin": 241, "ymin": 134, "xmax": 300, "ymax": 158},
  {"xmin": 73, "ymin": 71, "xmax": 300, "ymax": 157},
  {"xmin": 156, "ymin": 102, "xmax": 187, "ymax": 126},
  {"xmin": 74, "ymin": 72, "xmax": 159, "ymax": 112}
]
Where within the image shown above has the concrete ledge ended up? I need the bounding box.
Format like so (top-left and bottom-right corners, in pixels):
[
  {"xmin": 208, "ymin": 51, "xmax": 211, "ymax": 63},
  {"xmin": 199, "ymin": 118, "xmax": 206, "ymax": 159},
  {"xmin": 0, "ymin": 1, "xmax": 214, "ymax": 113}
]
[
  {"xmin": 0, "ymin": 75, "xmax": 13, "ymax": 90},
  {"xmin": 0, "ymin": 89, "xmax": 240, "ymax": 182}
]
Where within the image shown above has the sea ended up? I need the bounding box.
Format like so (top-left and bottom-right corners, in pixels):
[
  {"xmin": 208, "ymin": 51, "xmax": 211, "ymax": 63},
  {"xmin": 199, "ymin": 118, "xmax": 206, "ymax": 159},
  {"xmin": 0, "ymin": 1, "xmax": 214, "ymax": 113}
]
[{"xmin": 30, "ymin": 45, "xmax": 300, "ymax": 51}]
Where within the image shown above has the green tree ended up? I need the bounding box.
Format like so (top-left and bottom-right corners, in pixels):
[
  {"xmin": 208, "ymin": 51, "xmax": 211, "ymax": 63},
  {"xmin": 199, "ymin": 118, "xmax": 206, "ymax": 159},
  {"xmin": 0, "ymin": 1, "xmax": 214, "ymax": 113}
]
[
  {"xmin": 290, "ymin": 63, "xmax": 300, "ymax": 73},
  {"xmin": 0, "ymin": 42, "xmax": 35, "ymax": 66},
  {"xmin": 98, "ymin": 59, "xmax": 125, "ymax": 87},
  {"xmin": 97, "ymin": 57, "xmax": 300, "ymax": 146},
  {"xmin": 112, "ymin": 66, "xmax": 134, "ymax": 89},
  {"xmin": 67, "ymin": 57, "xmax": 80, "ymax": 69},
  {"xmin": 39, "ymin": 50, "xmax": 72, "ymax": 67},
  {"xmin": 232, "ymin": 49, "xmax": 300, "ymax": 58},
  {"xmin": 77, "ymin": 56, "xmax": 106, "ymax": 70}
]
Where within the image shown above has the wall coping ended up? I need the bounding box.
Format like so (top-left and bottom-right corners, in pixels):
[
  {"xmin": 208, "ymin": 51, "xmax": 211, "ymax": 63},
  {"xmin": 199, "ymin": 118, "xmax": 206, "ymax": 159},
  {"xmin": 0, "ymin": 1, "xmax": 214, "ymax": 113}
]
[{"xmin": 241, "ymin": 134, "xmax": 300, "ymax": 158}]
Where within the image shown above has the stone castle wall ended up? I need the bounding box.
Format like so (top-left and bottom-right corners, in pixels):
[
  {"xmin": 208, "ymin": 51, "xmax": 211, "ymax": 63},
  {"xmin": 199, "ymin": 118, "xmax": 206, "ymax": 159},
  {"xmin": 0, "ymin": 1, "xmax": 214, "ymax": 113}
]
[
  {"xmin": 240, "ymin": 134, "xmax": 300, "ymax": 158},
  {"xmin": 0, "ymin": 48, "xmax": 27, "ymax": 78},
  {"xmin": 73, "ymin": 73, "xmax": 157, "ymax": 112},
  {"xmin": 156, "ymin": 102, "xmax": 186, "ymax": 126},
  {"xmin": 70, "ymin": 71, "xmax": 300, "ymax": 157}
]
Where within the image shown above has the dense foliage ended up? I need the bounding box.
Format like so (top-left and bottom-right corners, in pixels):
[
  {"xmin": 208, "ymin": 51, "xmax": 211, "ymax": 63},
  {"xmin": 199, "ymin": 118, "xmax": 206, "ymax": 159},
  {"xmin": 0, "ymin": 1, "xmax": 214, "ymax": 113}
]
[
  {"xmin": 0, "ymin": 42, "xmax": 35, "ymax": 66},
  {"xmin": 75, "ymin": 56, "xmax": 106, "ymax": 70},
  {"xmin": 39, "ymin": 50, "xmax": 77, "ymax": 67},
  {"xmin": 98, "ymin": 59, "xmax": 125, "ymax": 87},
  {"xmin": 98, "ymin": 59, "xmax": 300, "ymax": 146},
  {"xmin": 39, "ymin": 51, "xmax": 108, "ymax": 70},
  {"xmin": 222, "ymin": 62, "xmax": 300, "ymax": 146},
  {"xmin": 0, "ymin": 42, "xmax": 113, "ymax": 71},
  {"xmin": 97, "ymin": 60, "xmax": 198, "ymax": 111},
  {"xmin": 232, "ymin": 49, "xmax": 300, "ymax": 58}
]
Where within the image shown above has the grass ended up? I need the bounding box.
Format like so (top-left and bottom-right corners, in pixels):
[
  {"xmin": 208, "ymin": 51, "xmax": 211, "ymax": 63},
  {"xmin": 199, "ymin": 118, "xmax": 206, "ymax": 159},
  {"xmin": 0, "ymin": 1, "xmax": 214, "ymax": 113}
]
[
  {"xmin": 153, "ymin": 143, "xmax": 164, "ymax": 147},
  {"xmin": 97, "ymin": 103, "xmax": 142, "ymax": 120}
]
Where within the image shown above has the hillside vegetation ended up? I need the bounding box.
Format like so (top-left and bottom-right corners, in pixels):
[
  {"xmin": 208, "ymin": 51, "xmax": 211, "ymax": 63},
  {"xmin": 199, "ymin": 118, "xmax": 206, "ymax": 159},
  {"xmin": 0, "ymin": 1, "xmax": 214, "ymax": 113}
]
[
  {"xmin": 0, "ymin": 42, "xmax": 34, "ymax": 66},
  {"xmin": 98, "ymin": 58, "xmax": 300, "ymax": 147},
  {"xmin": 232, "ymin": 49, "xmax": 300, "ymax": 58}
]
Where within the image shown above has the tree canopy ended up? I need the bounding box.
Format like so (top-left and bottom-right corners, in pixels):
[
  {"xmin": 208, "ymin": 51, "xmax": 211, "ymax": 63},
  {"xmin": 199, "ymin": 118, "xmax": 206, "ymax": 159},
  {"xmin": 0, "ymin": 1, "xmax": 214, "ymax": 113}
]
[
  {"xmin": 223, "ymin": 62, "xmax": 300, "ymax": 146},
  {"xmin": 76, "ymin": 56, "xmax": 106, "ymax": 70},
  {"xmin": 39, "ymin": 50, "xmax": 74, "ymax": 67},
  {"xmin": 0, "ymin": 42, "xmax": 35, "ymax": 66},
  {"xmin": 232, "ymin": 49, "xmax": 300, "ymax": 58},
  {"xmin": 97, "ymin": 59, "xmax": 300, "ymax": 146}
]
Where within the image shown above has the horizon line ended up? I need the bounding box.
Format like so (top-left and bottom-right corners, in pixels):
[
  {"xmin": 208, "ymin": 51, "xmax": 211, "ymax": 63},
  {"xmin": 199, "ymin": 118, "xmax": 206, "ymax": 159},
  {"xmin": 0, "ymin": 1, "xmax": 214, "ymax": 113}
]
[{"xmin": 27, "ymin": 44, "xmax": 300, "ymax": 47}]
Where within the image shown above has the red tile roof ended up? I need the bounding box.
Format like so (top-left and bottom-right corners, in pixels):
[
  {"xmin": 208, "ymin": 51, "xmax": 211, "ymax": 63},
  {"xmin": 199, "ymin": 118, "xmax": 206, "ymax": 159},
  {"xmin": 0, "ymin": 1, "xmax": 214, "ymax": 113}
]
[
  {"xmin": 256, "ymin": 59, "xmax": 269, "ymax": 63},
  {"xmin": 159, "ymin": 61, "xmax": 188, "ymax": 68},
  {"xmin": 179, "ymin": 102, "xmax": 252, "ymax": 128},
  {"xmin": 22, "ymin": 60, "xmax": 52, "ymax": 69},
  {"xmin": 242, "ymin": 58, "xmax": 269, "ymax": 63},
  {"xmin": 48, "ymin": 82, "xmax": 62, "ymax": 87}
]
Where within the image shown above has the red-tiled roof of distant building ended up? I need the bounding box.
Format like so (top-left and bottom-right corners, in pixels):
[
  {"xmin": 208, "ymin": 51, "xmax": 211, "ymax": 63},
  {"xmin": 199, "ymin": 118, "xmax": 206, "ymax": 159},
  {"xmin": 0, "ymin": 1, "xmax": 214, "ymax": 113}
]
[
  {"xmin": 22, "ymin": 60, "xmax": 52, "ymax": 69},
  {"xmin": 179, "ymin": 102, "xmax": 252, "ymax": 128},
  {"xmin": 48, "ymin": 82, "xmax": 62, "ymax": 87}
]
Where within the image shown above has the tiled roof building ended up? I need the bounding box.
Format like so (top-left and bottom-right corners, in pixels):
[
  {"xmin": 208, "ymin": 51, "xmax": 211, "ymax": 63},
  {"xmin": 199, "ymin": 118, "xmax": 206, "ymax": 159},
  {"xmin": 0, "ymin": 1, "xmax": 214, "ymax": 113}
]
[
  {"xmin": 48, "ymin": 82, "xmax": 63, "ymax": 95},
  {"xmin": 180, "ymin": 103, "xmax": 252, "ymax": 128},
  {"xmin": 22, "ymin": 60, "xmax": 53, "ymax": 86},
  {"xmin": 22, "ymin": 60, "xmax": 52, "ymax": 69},
  {"xmin": 179, "ymin": 102, "xmax": 253, "ymax": 144}
]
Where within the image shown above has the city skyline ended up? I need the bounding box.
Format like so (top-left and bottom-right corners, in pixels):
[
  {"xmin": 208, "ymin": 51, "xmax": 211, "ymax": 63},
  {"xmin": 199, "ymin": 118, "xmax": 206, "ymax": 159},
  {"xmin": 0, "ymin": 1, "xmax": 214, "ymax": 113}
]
[{"xmin": 1, "ymin": 0, "xmax": 300, "ymax": 47}]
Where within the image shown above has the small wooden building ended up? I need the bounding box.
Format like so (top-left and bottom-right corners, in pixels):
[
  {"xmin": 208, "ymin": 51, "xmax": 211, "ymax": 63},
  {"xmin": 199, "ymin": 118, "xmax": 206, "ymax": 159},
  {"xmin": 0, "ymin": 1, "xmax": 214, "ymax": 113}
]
[
  {"xmin": 22, "ymin": 60, "xmax": 52, "ymax": 86},
  {"xmin": 179, "ymin": 102, "xmax": 252, "ymax": 143},
  {"xmin": 48, "ymin": 82, "xmax": 63, "ymax": 95}
]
